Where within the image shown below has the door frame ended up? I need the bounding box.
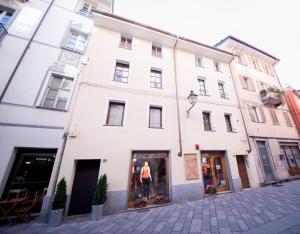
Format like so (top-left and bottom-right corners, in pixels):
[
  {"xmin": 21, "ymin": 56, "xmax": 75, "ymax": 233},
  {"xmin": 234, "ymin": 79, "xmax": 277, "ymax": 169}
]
[
  {"xmin": 236, "ymin": 155, "xmax": 250, "ymax": 189},
  {"xmin": 127, "ymin": 150, "xmax": 170, "ymax": 208},
  {"xmin": 255, "ymin": 139, "xmax": 277, "ymax": 183}
]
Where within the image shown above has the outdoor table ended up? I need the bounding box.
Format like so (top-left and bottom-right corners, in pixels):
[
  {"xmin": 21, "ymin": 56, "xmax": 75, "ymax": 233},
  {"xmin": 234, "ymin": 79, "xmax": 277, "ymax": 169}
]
[{"xmin": 0, "ymin": 197, "xmax": 27, "ymax": 224}]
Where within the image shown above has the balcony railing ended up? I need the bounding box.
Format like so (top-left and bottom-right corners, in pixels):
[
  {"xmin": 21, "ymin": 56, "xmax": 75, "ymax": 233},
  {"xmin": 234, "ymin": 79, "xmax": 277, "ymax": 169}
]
[
  {"xmin": 260, "ymin": 88, "xmax": 283, "ymax": 108},
  {"xmin": 0, "ymin": 23, "xmax": 8, "ymax": 43},
  {"xmin": 78, "ymin": 9, "xmax": 93, "ymax": 18}
]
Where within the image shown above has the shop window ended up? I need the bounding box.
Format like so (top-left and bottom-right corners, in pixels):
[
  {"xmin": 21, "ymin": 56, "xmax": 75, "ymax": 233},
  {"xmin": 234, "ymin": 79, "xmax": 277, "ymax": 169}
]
[
  {"xmin": 2, "ymin": 148, "xmax": 56, "ymax": 211},
  {"xmin": 128, "ymin": 152, "xmax": 169, "ymax": 208},
  {"xmin": 106, "ymin": 101, "xmax": 125, "ymax": 126}
]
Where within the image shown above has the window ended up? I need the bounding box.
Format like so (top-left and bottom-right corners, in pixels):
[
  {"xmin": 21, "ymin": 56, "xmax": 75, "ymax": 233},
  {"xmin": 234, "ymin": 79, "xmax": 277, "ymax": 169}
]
[
  {"xmin": 214, "ymin": 61, "xmax": 221, "ymax": 72},
  {"xmin": 240, "ymin": 76, "xmax": 255, "ymax": 91},
  {"xmin": 249, "ymin": 57, "xmax": 259, "ymax": 70},
  {"xmin": 41, "ymin": 74, "xmax": 73, "ymax": 110},
  {"xmin": 202, "ymin": 112, "xmax": 212, "ymax": 131},
  {"xmin": 218, "ymin": 82, "xmax": 226, "ymax": 99},
  {"xmin": 65, "ymin": 32, "xmax": 87, "ymax": 53},
  {"xmin": 269, "ymin": 108, "xmax": 279, "ymax": 125},
  {"xmin": 78, "ymin": 2, "xmax": 95, "ymax": 17},
  {"xmin": 195, "ymin": 56, "xmax": 203, "ymax": 67},
  {"xmin": 120, "ymin": 35, "xmax": 132, "ymax": 50},
  {"xmin": 283, "ymin": 111, "xmax": 292, "ymax": 127},
  {"xmin": 224, "ymin": 114, "xmax": 233, "ymax": 132},
  {"xmin": 149, "ymin": 106, "xmax": 162, "ymax": 128},
  {"xmin": 198, "ymin": 78, "xmax": 207, "ymax": 96},
  {"xmin": 0, "ymin": 7, "xmax": 14, "ymax": 27},
  {"xmin": 106, "ymin": 102, "xmax": 125, "ymax": 126},
  {"xmin": 114, "ymin": 62, "xmax": 129, "ymax": 83},
  {"xmin": 150, "ymin": 69, "xmax": 162, "ymax": 88},
  {"xmin": 235, "ymin": 54, "xmax": 243, "ymax": 64},
  {"xmin": 247, "ymin": 105, "xmax": 266, "ymax": 123},
  {"xmin": 152, "ymin": 44, "xmax": 162, "ymax": 57}
]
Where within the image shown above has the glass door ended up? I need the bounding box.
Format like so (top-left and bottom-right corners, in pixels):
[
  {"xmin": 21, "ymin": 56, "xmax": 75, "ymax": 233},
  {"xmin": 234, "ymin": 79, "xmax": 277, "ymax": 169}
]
[
  {"xmin": 280, "ymin": 145, "xmax": 300, "ymax": 175},
  {"xmin": 257, "ymin": 141, "xmax": 275, "ymax": 183}
]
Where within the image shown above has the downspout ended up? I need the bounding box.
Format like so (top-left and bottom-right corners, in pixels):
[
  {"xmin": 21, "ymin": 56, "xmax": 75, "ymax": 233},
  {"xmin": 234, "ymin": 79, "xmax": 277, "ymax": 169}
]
[
  {"xmin": 228, "ymin": 58, "xmax": 252, "ymax": 153},
  {"xmin": 0, "ymin": 0, "xmax": 55, "ymax": 102},
  {"xmin": 173, "ymin": 36, "xmax": 183, "ymax": 156}
]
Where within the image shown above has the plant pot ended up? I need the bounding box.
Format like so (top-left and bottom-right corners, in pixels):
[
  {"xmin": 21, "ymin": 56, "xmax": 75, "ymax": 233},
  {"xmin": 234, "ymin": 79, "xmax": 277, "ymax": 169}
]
[
  {"xmin": 48, "ymin": 208, "xmax": 64, "ymax": 227},
  {"xmin": 90, "ymin": 204, "xmax": 104, "ymax": 221}
]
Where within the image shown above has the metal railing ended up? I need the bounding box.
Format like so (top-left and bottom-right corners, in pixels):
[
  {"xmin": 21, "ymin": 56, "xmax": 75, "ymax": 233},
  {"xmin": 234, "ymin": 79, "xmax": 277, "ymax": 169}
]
[{"xmin": 0, "ymin": 23, "xmax": 8, "ymax": 43}]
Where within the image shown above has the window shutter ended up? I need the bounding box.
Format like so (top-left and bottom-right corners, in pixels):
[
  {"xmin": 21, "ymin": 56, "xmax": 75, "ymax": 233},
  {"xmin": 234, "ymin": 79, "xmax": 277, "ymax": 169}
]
[
  {"xmin": 258, "ymin": 106, "xmax": 266, "ymax": 123},
  {"xmin": 249, "ymin": 78, "xmax": 256, "ymax": 91},
  {"xmin": 247, "ymin": 105, "xmax": 256, "ymax": 122},
  {"xmin": 211, "ymin": 112, "xmax": 216, "ymax": 131},
  {"xmin": 240, "ymin": 76, "xmax": 247, "ymax": 89},
  {"xmin": 269, "ymin": 108, "xmax": 275, "ymax": 124},
  {"xmin": 231, "ymin": 114, "xmax": 238, "ymax": 132}
]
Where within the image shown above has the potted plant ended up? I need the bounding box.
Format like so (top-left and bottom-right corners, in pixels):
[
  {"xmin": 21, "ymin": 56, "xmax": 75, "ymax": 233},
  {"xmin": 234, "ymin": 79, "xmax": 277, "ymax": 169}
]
[
  {"xmin": 259, "ymin": 89, "xmax": 268, "ymax": 97},
  {"xmin": 91, "ymin": 174, "xmax": 108, "ymax": 221},
  {"xmin": 48, "ymin": 178, "xmax": 67, "ymax": 227},
  {"xmin": 205, "ymin": 185, "xmax": 217, "ymax": 194}
]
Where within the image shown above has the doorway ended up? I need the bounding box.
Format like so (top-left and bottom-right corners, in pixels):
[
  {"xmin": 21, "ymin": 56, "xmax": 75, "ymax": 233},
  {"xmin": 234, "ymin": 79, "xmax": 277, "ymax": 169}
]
[
  {"xmin": 128, "ymin": 152, "xmax": 169, "ymax": 208},
  {"xmin": 256, "ymin": 141, "xmax": 276, "ymax": 183},
  {"xmin": 202, "ymin": 151, "xmax": 229, "ymax": 193},
  {"xmin": 236, "ymin": 156, "xmax": 250, "ymax": 189},
  {"xmin": 68, "ymin": 160, "xmax": 100, "ymax": 216}
]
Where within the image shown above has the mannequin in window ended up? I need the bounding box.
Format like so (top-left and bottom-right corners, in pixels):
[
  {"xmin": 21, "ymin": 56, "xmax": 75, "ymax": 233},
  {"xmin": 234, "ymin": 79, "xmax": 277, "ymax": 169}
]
[
  {"xmin": 203, "ymin": 163, "xmax": 212, "ymax": 189},
  {"xmin": 140, "ymin": 161, "xmax": 152, "ymax": 199}
]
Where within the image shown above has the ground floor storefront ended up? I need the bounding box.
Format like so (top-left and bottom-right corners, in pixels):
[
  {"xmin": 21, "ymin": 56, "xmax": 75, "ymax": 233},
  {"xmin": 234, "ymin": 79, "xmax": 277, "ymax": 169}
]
[{"xmin": 251, "ymin": 137, "xmax": 300, "ymax": 185}]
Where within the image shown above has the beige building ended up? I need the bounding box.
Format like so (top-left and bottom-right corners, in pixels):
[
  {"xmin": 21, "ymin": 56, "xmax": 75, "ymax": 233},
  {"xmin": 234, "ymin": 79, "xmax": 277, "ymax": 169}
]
[
  {"xmin": 51, "ymin": 12, "xmax": 260, "ymax": 216},
  {"xmin": 216, "ymin": 36, "xmax": 300, "ymax": 185}
]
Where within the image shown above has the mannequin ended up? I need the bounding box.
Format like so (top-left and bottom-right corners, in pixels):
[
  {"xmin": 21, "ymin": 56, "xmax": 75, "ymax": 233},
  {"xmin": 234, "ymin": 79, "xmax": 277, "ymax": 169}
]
[{"xmin": 140, "ymin": 161, "xmax": 152, "ymax": 199}]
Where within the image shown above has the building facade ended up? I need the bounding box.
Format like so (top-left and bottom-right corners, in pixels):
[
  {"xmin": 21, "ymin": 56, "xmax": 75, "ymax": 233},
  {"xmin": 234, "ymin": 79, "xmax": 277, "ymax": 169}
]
[
  {"xmin": 285, "ymin": 89, "xmax": 300, "ymax": 136},
  {"xmin": 0, "ymin": 0, "xmax": 113, "ymax": 220},
  {"xmin": 216, "ymin": 36, "xmax": 300, "ymax": 184},
  {"xmin": 51, "ymin": 11, "xmax": 261, "ymax": 216}
]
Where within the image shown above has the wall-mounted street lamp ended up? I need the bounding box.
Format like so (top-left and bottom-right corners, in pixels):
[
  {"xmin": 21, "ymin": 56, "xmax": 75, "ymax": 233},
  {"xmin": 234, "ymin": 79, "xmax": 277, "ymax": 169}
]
[{"xmin": 186, "ymin": 90, "xmax": 198, "ymax": 118}]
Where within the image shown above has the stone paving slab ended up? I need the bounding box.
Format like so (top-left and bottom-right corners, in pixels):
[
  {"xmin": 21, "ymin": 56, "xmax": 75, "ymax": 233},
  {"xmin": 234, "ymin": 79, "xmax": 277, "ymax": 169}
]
[{"xmin": 1, "ymin": 180, "xmax": 300, "ymax": 233}]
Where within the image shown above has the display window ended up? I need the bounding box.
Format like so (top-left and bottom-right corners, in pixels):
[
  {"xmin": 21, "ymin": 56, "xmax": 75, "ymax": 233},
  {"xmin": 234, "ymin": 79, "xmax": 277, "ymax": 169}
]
[
  {"xmin": 280, "ymin": 144, "xmax": 300, "ymax": 175},
  {"xmin": 128, "ymin": 152, "xmax": 169, "ymax": 208}
]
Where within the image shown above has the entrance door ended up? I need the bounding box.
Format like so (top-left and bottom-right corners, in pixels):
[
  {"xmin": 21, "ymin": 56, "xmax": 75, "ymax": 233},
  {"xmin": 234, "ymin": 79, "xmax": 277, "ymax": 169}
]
[
  {"xmin": 236, "ymin": 156, "xmax": 250, "ymax": 188},
  {"xmin": 280, "ymin": 145, "xmax": 300, "ymax": 175},
  {"xmin": 257, "ymin": 141, "xmax": 275, "ymax": 183},
  {"xmin": 202, "ymin": 152, "xmax": 229, "ymax": 193},
  {"xmin": 68, "ymin": 160, "xmax": 100, "ymax": 215}
]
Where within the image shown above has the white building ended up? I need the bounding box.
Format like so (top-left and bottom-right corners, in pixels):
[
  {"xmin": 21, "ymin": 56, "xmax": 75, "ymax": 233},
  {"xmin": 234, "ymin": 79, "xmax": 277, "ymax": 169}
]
[
  {"xmin": 216, "ymin": 36, "xmax": 300, "ymax": 185},
  {"xmin": 51, "ymin": 11, "xmax": 259, "ymax": 216},
  {"xmin": 0, "ymin": 0, "xmax": 113, "ymax": 220}
]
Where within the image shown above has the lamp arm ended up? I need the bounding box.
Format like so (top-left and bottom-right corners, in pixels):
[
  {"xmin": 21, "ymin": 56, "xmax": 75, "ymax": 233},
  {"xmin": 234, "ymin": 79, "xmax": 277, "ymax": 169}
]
[{"xmin": 186, "ymin": 102, "xmax": 196, "ymax": 118}]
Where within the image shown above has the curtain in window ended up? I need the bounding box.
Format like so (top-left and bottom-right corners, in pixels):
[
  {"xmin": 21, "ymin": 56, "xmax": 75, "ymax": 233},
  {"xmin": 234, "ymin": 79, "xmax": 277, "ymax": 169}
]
[
  {"xmin": 108, "ymin": 103, "xmax": 124, "ymax": 125},
  {"xmin": 149, "ymin": 107, "xmax": 162, "ymax": 128}
]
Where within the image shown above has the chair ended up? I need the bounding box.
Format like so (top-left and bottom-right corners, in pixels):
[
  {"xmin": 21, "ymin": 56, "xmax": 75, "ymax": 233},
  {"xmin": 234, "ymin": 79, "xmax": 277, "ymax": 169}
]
[
  {"xmin": 6, "ymin": 188, "xmax": 28, "ymax": 200},
  {"xmin": 14, "ymin": 193, "xmax": 43, "ymax": 222}
]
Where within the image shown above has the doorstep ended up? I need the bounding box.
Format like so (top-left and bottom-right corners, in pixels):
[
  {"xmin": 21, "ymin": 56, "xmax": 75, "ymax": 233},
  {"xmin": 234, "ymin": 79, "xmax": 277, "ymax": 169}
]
[{"xmin": 126, "ymin": 202, "xmax": 176, "ymax": 213}]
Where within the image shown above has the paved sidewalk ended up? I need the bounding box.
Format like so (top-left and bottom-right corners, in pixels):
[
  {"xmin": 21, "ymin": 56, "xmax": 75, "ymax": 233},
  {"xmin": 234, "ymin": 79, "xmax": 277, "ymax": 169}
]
[{"xmin": 1, "ymin": 180, "xmax": 300, "ymax": 234}]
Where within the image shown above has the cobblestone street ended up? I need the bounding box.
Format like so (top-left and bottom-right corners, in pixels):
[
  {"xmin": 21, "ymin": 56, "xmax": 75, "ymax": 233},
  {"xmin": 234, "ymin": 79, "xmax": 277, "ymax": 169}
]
[{"xmin": 1, "ymin": 180, "xmax": 300, "ymax": 234}]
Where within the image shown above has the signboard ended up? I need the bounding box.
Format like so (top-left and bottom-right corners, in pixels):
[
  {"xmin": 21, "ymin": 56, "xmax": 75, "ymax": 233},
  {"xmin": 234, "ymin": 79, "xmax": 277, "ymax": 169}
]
[{"xmin": 184, "ymin": 154, "xmax": 199, "ymax": 180}]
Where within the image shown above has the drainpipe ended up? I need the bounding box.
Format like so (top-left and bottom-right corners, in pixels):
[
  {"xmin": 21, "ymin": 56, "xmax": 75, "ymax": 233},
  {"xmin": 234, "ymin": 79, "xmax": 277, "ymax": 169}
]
[
  {"xmin": 173, "ymin": 36, "xmax": 183, "ymax": 156},
  {"xmin": 0, "ymin": 0, "xmax": 55, "ymax": 102},
  {"xmin": 228, "ymin": 58, "xmax": 252, "ymax": 153}
]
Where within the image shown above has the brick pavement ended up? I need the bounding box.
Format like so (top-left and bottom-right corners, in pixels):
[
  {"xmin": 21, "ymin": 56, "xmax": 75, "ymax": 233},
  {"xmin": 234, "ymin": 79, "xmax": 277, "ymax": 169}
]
[{"xmin": 1, "ymin": 180, "xmax": 300, "ymax": 234}]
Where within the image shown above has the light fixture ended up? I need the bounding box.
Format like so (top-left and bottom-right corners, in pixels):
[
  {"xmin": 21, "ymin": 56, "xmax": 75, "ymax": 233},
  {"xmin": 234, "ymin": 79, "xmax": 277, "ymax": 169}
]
[{"xmin": 187, "ymin": 90, "xmax": 198, "ymax": 118}]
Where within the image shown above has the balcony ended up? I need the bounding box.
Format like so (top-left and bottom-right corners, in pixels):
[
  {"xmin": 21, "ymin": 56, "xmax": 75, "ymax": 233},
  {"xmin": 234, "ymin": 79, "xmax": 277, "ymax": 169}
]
[
  {"xmin": 260, "ymin": 88, "xmax": 284, "ymax": 108},
  {"xmin": 0, "ymin": 23, "xmax": 8, "ymax": 43}
]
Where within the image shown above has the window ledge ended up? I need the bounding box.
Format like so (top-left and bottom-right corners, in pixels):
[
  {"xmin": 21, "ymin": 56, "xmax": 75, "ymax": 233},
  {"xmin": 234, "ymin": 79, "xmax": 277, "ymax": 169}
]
[
  {"xmin": 36, "ymin": 106, "xmax": 68, "ymax": 112},
  {"xmin": 103, "ymin": 124, "xmax": 124, "ymax": 127},
  {"xmin": 199, "ymin": 94, "xmax": 210, "ymax": 97},
  {"xmin": 119, "ymin": 45, "xmax": 132, "ymax": 51},
  {"xmin": 227, "ymin": 131, "xmax": 238, "ymax": 133},
  {"xmin": 112, "ymin": 80, "xmax": 128, "ymax": 84},
  {"xmin": 61, "ymin": 47, "xmax": 84, "ymax": 55},
  {"xmin": 204, "ymin": 129, "xmax": 216, "ymax": 132},
  {"xmin": 148, "ymin": 127, "xmax": 164, "ymax": 129}
]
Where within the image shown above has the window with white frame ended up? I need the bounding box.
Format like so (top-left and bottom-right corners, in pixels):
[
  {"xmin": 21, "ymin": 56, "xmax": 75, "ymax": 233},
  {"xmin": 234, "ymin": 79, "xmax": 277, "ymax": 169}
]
[
  {"xmin": 114, "ymin": 62, "xmax": 129, "ymax": 83},
  {"xmin": 218, "ymin": 82, "xmax": 226, "ymax": 99},
  {"xmin": 195, "ymin": 56, "xmax": 204, "ymax": 67},
  {"xmin": 249, "ymin": 57, "xmax": 259, "ymax": 70},
  {"xmin": 41, "ymin": 74, "xmax": 73, "ymax": 110},
  {"xmin": 149, "ymin": 106, "xmax": 162, "ymax": 128},
  {"xmin": 152, "ymin": 44, "xmax": 162, "ymax": 57},
  {"xmin": 65, "ymin": 31, "xmax": 87, "ymax": 53},
  {"xmin": 202, "ymin": 111, "xmax": 215, "ymax": 131},
  {"xmin": 240, "ymin": 76, "xmax": 255, "ymax": 91},
  {"xmin": 283, "ymin": 111, "xmax": 292, "ymax": 127},
  {"xmin": 269, "ymin": 108, "xmax": 279, "ymax": 125},
  {"xmin": 120, "ymin": 35, "xmax": 132, "ymax": 50},
  {"xmin": 224, "ymin": 114, "xmax": 233, "ymax": 132},
  {"xmin": 214, "ymin": 60, "xmax": 221, "ymax": 72},
  {"xmin": 106, "ymin": 101, "xmax": 125, "ymax": 126},
  {"xmin": 247, "ymin": 105, "xmax": 266, "ymax": 123},
  {"xmin": 150, "ymin": 69, "xmax": 162, "ymax": 89},
  {"xmin": 235, "ymin": 54, "xmax": 244, "ymax": 64},
  {"xmin": 78, "ymin": 2, "xmax": 95, "ymax": 17},
  {"xmin": 198, "ymin": 78, "xmax": 207, "ymax": 96}
]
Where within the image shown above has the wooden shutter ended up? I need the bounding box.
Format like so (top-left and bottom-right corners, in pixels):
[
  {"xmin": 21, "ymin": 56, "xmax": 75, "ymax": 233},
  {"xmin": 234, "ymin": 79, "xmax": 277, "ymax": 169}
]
[
  {"xmin": 240, "ymin": 76, "xmax": 247, "ymax": 89},
  {"xmin": 249, "ymin": 78, "xmax": 256, "ymax": 91},
  {"xmin": 231, "ymin": 113, "xmax": 238, "ymax": 132},
  {"xmin": 184, "ymin": 154, "xmax": 199, "ymax": 180},
  {"xmin": 258, "ymin": 106, "xmax": 266, "ymax": 123},
  {"xmin": 247, "ymin": 105, "xmax": 256, "ymax": 122}
]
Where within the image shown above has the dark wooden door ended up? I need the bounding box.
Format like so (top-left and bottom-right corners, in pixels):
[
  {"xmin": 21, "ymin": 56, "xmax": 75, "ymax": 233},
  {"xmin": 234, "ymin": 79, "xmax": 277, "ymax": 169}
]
[
  {"xmin": 68, "ymin": 160, "xmax": 100, "ymax": 215},
  {"xmin": 236, "ymin": 156, "xmax": 250, "ymax": 189},
  {"xmin": 209, "ymin": 152, "xmax": 229, "ymax": 192}
]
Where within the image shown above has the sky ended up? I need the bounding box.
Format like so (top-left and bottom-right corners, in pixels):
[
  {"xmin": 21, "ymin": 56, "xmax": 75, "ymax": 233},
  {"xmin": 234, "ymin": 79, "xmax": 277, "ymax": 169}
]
[{"xmin": 114, "ymin": 0, "xmax": 300, "ymax": 89}]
